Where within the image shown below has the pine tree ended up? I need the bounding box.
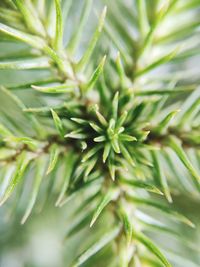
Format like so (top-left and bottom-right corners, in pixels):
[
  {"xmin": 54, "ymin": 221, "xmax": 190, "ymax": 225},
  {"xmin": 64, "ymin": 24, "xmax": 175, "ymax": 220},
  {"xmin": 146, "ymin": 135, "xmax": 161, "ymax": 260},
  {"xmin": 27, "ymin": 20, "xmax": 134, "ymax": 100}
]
[{"xmin": 0, "ymin": 0, "xmax": 200, "ymax": 266}]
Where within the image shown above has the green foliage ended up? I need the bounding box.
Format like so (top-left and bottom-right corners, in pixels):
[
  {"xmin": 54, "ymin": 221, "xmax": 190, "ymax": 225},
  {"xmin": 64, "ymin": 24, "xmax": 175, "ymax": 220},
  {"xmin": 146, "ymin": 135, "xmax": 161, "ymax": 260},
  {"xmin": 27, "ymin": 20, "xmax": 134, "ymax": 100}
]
[{"xmin": 0, "ymin": 0, "xmax": 200, "ymax": 266}]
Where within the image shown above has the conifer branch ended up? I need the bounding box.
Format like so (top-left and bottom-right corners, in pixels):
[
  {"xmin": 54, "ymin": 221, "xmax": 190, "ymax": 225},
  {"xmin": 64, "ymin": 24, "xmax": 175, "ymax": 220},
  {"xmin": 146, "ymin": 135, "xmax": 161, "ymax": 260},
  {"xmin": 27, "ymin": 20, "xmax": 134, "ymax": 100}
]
[{"xmin": 0, "ymin": 1, "xmax": 199, "ymax": 266}]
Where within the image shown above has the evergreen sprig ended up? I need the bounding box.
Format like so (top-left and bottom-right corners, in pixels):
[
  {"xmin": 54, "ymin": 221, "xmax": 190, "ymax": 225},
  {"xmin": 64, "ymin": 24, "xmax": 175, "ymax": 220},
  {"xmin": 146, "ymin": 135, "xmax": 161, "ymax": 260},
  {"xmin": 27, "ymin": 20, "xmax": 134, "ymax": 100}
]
[{"xmin": 0, "ymin": 1, "xmax": 200, "ymax": 266}]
